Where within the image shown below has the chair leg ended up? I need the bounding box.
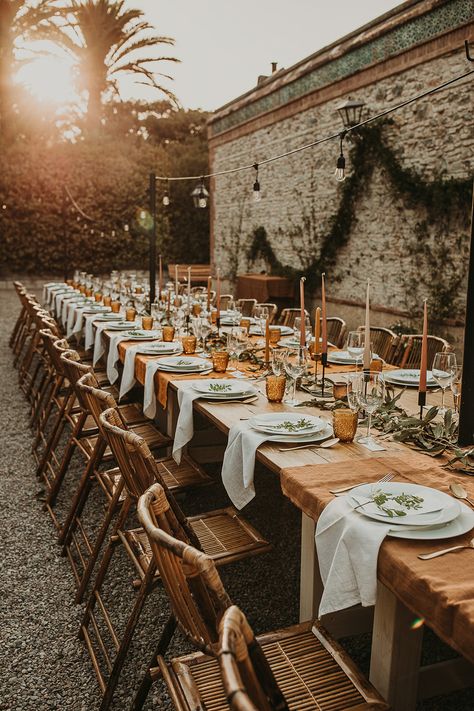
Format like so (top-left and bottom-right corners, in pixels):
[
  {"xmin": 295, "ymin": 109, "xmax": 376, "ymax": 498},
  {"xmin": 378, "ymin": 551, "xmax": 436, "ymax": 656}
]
[
  {"xmin": 45, "ymin": 412, "xmax": 87, "ymax": 507},
  {"xmin": 131, "ymin": 614, "xmax": 177, "ymax": 711},
  {"xmin": 35, "ymin": 391, "xmax": 74, "ymax": 476},
  {"xmin": 75, "ymin": 477, "xmax": 125, "ymax": 604},
  {"xmin": 98, "ymin": 561, "xmax": 157, "ymax": 711}
]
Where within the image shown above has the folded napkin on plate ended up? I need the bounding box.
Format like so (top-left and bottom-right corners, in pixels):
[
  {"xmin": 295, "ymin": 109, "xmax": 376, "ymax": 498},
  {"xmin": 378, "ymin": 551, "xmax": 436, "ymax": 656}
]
[
  {"xmin": 221, "ymin": 422, "xmax": 276, "ymax": 509},
  {"xmin": 172, "ymin": 383, "xmax": 202, "ymax": 464},
  {"xmin": 143, "ymin": 360, "xmax": 162, "ymax": 419},
  {"xmin": 119, "ymin": 344, "xmax": 142, "ymax": 399},
  {"xmin": 316, "ymin": 496, "xmax": 392, "ymax": 617}
]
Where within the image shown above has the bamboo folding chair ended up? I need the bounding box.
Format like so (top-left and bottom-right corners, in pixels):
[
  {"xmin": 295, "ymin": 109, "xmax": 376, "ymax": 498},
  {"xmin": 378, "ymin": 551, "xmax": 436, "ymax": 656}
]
[
  {"xmin": 9, "ymin": 282, "xmax": 28, "ymax": 349},
  {"xmin": 130, "ymin": 483, "xmax": 386, "ymax": 711},
  {"xmin": 356, "ymin": 325, "xmax": 398, "ymax": 363},
  {"xmin": 401, "ymin": 333, "xmax": 450, "ymax": 369},
  {"xmin": 17, "ymin": 307, "xmax": 59, "ymax": 401},
  {"xmin": 326, "ymin": 316, "xmax": 347, "ymax": 349},
  {"xmin": 255, "ymin": 303, "xmax": 278, "ymax": 323},
  {"xmin": 12, "ymin": 292, "xmax": 39, "ymax": 364},
  {"xmin": 215, "ymin": 294, "xmax": 234, "ymax": 310},
  {"xmin": 279, "ymin": 308, "xmax": 310, "ymax": 328},
  {"xmin": 80, "ymin": 412, "xmax": 271, "ymax": 710},
  {"xmin": 70, "ymin": 375, "xmax": 211, "ymax": 604},
  {"xmin": 236, "ymin": 299, "xmax": 257, "ymax": 317}
]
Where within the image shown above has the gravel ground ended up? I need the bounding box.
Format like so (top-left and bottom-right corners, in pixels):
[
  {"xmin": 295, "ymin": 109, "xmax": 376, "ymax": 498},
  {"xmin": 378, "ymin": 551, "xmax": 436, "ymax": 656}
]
[{"xmin": 0, "ymin": 286, "xmax": 472, "ymax": 711}]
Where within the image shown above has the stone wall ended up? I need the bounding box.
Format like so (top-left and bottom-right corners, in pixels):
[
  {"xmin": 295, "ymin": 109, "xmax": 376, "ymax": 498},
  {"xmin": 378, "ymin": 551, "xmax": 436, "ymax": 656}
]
[{"xmin": 208, "ymin": 0, "xmax": 474, "ymax": 337}]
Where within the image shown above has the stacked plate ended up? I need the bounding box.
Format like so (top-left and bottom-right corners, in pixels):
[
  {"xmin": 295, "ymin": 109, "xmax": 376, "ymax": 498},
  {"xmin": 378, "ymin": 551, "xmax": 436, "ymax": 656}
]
[
  {"xmin": 82, "ymin": 305, "xmax": 111, "ymax": 314},
  {"xmin": 105, "ymin": 321, "xmax": 139, "ymax": 330},
  {"xmin": 94, "ymin": 313, "xmax": 123, "ymax": 322},
  {"xmin": 250, "ymin": 325, "xmax": 294, "ymax": 337},
  {"xmin": 382, "ymin": 368, "xmax": 437, "ymax": 388},
  {"xmin": 192, "ymin": 380, "xmax": 257, "ymax": 401},
  {"xmin": 328, "ymin": 350, "xmax": 380, "ymax": 365},
  {"xmin": 156, "ymin": 356, "xmax": 212, "ymax": 374},
  {"xmin": 121, "ymin": 329, "xmax": 160, "ymax": 341},
  {"xmin": 248, "ymin": 412, "xmax": 333, "ymax": 443},
  {"xmin": 138, "ymin": 341, "xmax": 182, "ymax": 356},
  {"xmin": 220, "ymin": 312, "xmax": 254, "ymax": 326},
  {"xmin": 348, "ymin": 481, "xmax": 474, "ymax": 540}
]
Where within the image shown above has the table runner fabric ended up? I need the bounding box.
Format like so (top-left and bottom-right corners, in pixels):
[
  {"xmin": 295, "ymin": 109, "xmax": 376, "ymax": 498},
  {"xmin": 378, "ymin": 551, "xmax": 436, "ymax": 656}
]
[{"xmin": 281, "ymin": 454, "xmax": 474, "ymax": 665}]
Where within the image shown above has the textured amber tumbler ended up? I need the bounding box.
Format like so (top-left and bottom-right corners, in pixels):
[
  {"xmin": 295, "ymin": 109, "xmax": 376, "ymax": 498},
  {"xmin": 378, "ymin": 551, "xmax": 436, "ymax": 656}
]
[
  {"xmin": 212, "ymin": 351, "xmax": 229, "ymax": 373},
  {"xmin": 332, "ymin": 408, "xmax": 358, "ymax": 443},
  {"xmin": 266, "ymin": 375, "xmax": 286, "ymax": 402}
]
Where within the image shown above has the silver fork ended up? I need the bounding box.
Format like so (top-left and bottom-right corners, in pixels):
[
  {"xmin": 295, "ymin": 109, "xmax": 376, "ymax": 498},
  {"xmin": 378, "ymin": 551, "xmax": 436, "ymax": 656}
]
[{"xmin": 330, "ymin": 472, "xmax": 395, "ymax": 496}]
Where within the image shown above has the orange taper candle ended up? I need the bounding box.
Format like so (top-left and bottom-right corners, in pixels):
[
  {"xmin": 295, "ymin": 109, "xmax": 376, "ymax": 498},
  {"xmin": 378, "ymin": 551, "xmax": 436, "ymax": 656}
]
[
  {"xmin": 419, "ymin": 299, "xmax": 428, "ymax": 394},
  {"xmin": 299, "ymin": 276, "xmax": 306, "ymax": 347},
  {"xmin": 321, "ymin": 274, "xmax": 327, "ymax": 355},
  {"xmin": 207, "ymin": 275, "xmax": 212, "ymax": 311},
  {"xmin": 265, "ymin": 317, "xmax": 270, "ymax": 363},
  {"xmin": 362, "ymin": 280, "xmax": 371, "ymax": 370}
]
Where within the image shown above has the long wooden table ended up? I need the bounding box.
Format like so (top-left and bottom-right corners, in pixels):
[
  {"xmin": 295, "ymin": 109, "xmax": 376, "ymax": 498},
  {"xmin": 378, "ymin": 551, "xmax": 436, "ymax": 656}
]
[{"xmin": 96, "ymin": 326, "xmax": 474, "ymax": 711}]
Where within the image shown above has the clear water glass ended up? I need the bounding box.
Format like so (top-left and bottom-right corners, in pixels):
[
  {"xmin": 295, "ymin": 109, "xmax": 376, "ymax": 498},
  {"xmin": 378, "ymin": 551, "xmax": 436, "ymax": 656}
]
[
  {"xmin": 283, "ymin": 346, "xmax": 310, "ymax": 406},
  {"xmin": 354, "ymin": 371, "xmax": 385, "ymax": 445},
  {"xmin": 346, "ymin": 331, "xmax": 366, "ymax": 369},
  {"xmin": 432, "ymin": 352, "xmax": 457, "ymax": 414}
]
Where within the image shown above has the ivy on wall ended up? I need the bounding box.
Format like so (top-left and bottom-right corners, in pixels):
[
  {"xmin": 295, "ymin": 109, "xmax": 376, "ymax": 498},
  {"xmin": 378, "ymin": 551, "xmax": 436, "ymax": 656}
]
[{"xmin": 245, "ymin": 120, "xmax": 472, "ymax": 316}]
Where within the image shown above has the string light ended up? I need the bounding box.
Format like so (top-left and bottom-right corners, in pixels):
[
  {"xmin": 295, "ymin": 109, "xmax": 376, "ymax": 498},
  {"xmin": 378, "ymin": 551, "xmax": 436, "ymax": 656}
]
[
  {"xmin": 191, "ymin": 177, "xmax": 209, "ymax": 208},
  {"xmin": 111, "ymin": 230, "xmax": 116, "ymax": 237},
  {"xmin": 124, "ymin": 224, "xmax": 129, "ymax": 232},
  {"xmin": 253, "ymin": 163, "xmax": 261, "ymax": 202},
  {"xmin": 335, "ymin": 133, "xmax": 346, "ymax": 182},
  {"xmin": 163, "ymin": 179, "xmax": 170, "ymax": 206},
  {"xmin": 2, "ymin": 204, "xmax": 6, "ymax": 210}
]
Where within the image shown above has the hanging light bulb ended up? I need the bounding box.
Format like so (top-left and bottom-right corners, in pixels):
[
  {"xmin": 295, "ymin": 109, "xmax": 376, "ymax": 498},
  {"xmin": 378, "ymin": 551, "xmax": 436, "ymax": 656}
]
[
  {"xmin": 163, "ymin": 179, "xmax": 170, "ymax": 206},
  {"xmin": 124, "ymin": 224, "xmax": 129, "ymax": 232},
  {"xmin": 335, "ymin": 133, "xmax": 346, "ymax": 182},
  {"xmin": 253, "ymin": 163, "xmax": 261, "ymax": 202},
  {"xmin": 111, "ymin": 230, "xmax": 116, "ymax": 237},
  {"xmin": 191, "ymin": 177, "xmax": 209, "ymax": 208}
]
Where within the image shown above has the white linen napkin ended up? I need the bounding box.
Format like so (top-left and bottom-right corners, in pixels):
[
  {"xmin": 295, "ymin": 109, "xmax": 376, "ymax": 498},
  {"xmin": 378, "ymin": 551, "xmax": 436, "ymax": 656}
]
[
  {"xmin": 143, "ymin": 361, "xmax": 162, "ymax": 419},
  {"xmin": 107, "ymin": 333, "xmax": 133, "ymax": 384},
  {"xmin": 92, "ymin": 317, "xmax": 131, "ymax": 366},
  {"xmin": 221, "ymin": 422, "xmax": 274, "ymax": 509},
  {"xmin": 119, "ymin": 344, "xmax": 142, "ymax": 399},
  {"xmin": 315, "ymin": 497, "xmax": 392, "ymax": 617},
  {"xmin": 172, "ymin": 383, "xmax": 202, "ymax": 464}
]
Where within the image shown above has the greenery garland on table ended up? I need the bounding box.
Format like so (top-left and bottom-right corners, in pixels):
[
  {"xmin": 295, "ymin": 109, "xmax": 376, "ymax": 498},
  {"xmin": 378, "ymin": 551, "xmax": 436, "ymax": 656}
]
[
  {"xmin": 245, "ymin": 120, "xmax": 471, "ymax": 304},
  {"xmin": 299, "ymin": 386, "xmax": 474, "ymax": 475}
]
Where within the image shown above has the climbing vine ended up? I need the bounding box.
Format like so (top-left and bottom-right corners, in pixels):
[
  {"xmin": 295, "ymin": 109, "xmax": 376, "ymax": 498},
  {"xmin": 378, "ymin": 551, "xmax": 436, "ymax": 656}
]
[{"xmin": 244, "ymin": 120, "xmax": 472, "ymax": 312}]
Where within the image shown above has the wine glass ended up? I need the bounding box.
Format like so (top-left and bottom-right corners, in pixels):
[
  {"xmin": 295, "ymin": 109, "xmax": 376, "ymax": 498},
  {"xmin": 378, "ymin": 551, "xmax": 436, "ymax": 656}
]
[
  {"xmin": 200, "ymin": 319, "xmax": 212, "ymax": 356},
  {"xmin": 271, "ymin": 348, "xmax": 286, "ymax": 376},
  {"xmin": 345, "ymin": 373, "xmax": 360, "ymax": 413},
  {"xmin": 346, "ymin": 331, "xmax": 366, "ymax": 370},
  {"xmin": 451, "ymin": 365, "xmax": 462, "ymax": 415},
  {"xmin": 354, "ymin": 371, "xmax": 385, "ymax": 446},
  {"xmin": 231, "ymin": 327, "xmax": 248, "ymax": 373},
  {"xmin": 294, "ymin": 316, "xmax": 312, "ymax": 345},
  {"xmin": 254, "ymin": 305, "xmax": 269, "ymax": 337},
  {"xmin": 283, "ymin": 346, "xmax": 310, "ymax": 406},
  {"xmin": 432, "ymin": 352, "xmax": 457, "ymax": 415}
]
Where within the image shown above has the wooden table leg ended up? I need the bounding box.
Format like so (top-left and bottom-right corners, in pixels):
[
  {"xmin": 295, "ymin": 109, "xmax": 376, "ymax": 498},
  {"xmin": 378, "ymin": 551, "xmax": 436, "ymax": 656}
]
[
  {"xmin": 370, "ymin": 580, "xmax": 423, "ymax": 711},
  {"xmin": 299, "ymin": 512, "xmax": 321, "ymax": 622}
]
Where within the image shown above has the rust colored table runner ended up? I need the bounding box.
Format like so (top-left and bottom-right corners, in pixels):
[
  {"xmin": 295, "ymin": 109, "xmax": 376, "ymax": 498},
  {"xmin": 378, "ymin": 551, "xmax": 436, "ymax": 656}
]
[
  {"xmin": 281, "ymin": 453, "xmax": 474, "ymax": 666},
  {"xmin": 236, "ymin": 274, "xmax": 295, "ymax": 301}
]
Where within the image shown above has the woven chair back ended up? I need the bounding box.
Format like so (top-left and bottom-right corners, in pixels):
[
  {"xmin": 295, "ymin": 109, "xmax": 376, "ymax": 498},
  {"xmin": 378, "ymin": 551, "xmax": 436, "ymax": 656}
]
[
  {"xmin": 356, "ymin": 326, "xmax": 398, "ymax": 363},
  {"xmin": 59, "ymin": 350, "xmax": 95, "ymax": 411},
  {"xmin": 138, "ymin": 482, "xmax": 232, "ymax": 654},
  {"xmin": 218, "ymin": 606, "xmax": 288, "ymax": 711},
  {"xmin": 217, "ymin": 294, "xmax": 234, "ymax": 310},
  {"xmin": 76, "ymin": 372, "xmax": 117, "ymax": 435},
  {"xmin": 279, "ymin": 308, "xmax": 310, "ymax": 328},
  {"xmin": 255, "ymin": 303, "xmax": 278, "ymax": 323},
  {"xmin": 236, "ymin": 299, "xmax": 257, "ymax": 317},
  {"xmin": 401, "ymin": 334, "xmax": 450, "ymax": 369}
]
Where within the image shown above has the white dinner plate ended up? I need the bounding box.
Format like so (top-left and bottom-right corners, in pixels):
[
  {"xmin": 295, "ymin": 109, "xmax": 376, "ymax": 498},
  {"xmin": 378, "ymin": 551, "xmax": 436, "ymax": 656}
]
[
  {"xmin": 382, "ymin": 369, "xmax": 437, "ymax": 388},
  {"xmin": 158, "ymin": 356, "xmax": 207, "ymax": 370},
  {"xmin": 250, "ymin": 325, "xmax": 294, "ymax": 337},
  {"xmin": 388, "ymin": 503, "xmax": 474, "ymax": 539},
  {"xmin": 137, "ymin": 342, "xmax": 182, "ymax": 354},
  {"xmin": 105, "ymin": 322, "xmax": 139, "ymax": 330},
  {"xmin": 257, "ymin": 422, "xmax": 334, "ymax": 444},
  {"xmin": 94, "ymin": 314, "xmax": 123, "ymax": 321},
  {"xmin": 328, "ymin": 350, "xmax": 381, "ymax": 365},
  {"xmin": 249, "ymin": 412, "xmax": 326, "ymax": 436},
  {"xmin": 122, "ymin": 330, "xmax": 160, "ymax": 340},
  {"xmin": 192, "ymin": 380, "xmax": 256, "ymax": 399},
  {"xmin": 349, "ymin": 482, "xmax": 461, "ymax": 527},
  {"xmin": 157, "ymin": 364, "xmax": 212, "ymax": 374}
]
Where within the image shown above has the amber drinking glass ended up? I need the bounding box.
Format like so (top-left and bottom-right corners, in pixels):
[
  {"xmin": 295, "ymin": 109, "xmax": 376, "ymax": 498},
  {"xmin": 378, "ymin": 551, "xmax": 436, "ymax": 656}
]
[
  {"xmin": 332, "ymin": 408, "xmax": 358, "ymax": 443},
  {"xmin": 103, "ymin": 295, "xmax": 112, "ymax": 307},
  {"xmin": 182, "ymin": 335, "xmax": 197, "ymax": 354},
  {"xmin": 266, "ymin": 375, "xmax": 286, "ymax": 403},
  {"xmin": 141, "ymin": 315, "xmax": 153, "ymax": 330},
  {"xmin": 111, "ymin": 300, "xmax": 121, "ymax": 313},
  {"xmin": 162, "ymin": 325, "xmax": 175, "ymax": 342},
  {"xmin": 269, "ymin": 327, "xmax": 281, "ymax": 346},
  {"xmin": 212, "ymin": 351, "xmax": 229, "ymax": 373},
  {"xmin": 332, "ymin": 381, "xmax": 348, "ymax": 400},
  {"xmin": 125, "ymin": 307, "xmax": 136, "ymax": 322}
]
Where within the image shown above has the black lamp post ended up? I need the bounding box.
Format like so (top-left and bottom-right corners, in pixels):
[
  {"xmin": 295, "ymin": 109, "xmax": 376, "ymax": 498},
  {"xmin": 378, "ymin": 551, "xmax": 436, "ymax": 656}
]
[
  {"xmin": 458, "ymin": 181, "xmax": 474, "ymax": 446},
  {"xmin": 336, "ymin": 97, "xmax": 366, "ymax": 128},
  {"xmin": 149, "ymin": 172, "xmax": 157, "ymax": 304}
]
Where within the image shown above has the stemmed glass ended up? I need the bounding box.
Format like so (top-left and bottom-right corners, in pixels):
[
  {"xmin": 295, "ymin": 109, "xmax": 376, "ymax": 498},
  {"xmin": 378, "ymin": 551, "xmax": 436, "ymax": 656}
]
[
  {"xmin": 432, "ymin": 352, "xmax": 457, "ymax": 415},
  {"xmin": 345, "ymin": 373, "xmax": 361, "ymax": 413},
  {"xmin": 294, "ymin": 316, "xmax": 312, "ymax": 346},
  {"xmin": 254, "ymin": 305, "xmax": 269, "ymax": 339},
  {"xmin": 271, "ymin": 348, "xmax": 286, "ymax": 376},
  {"xmin": 230, "ymin": 327, "xmax": 248, "ymax": 373},
  {"xmin": 354, "ymin": 371, "xmax": 385, "ymax": 446},
  {"xmin": 346, "ymin": 331, "xmax": 365, "ymax": 370},
  {"xmin": 451, "ymin": 365, "xmax": 462, "ymax": 415},
  {"xmin": 283, "ymin": 346, "xmax": 310, "ymax": 406}
]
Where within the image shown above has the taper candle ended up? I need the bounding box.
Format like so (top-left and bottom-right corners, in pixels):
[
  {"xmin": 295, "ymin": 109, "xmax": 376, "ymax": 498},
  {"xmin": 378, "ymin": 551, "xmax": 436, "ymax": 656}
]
[
  {"xmin": 419, "ymin": 299, "xmax": 428, "ymax": 394},
  {"xmin": 175, "ymin": 264, "xmax": 179, "ymax": 295},
  {"xmin": 158, "ymin": 254, "xmax": 162, "ymax": 299},
  {"xmin": 216, "ymin": 269, "xmax": 221, "ymax": 322},
  {"xmin": 321, "ymin": 274, "xmax": 327, "ymax": 354},
  {"xmin": 299, "ymin": 276, "xmax": 306, "ymax": 347},
  {"xmin": 363, "ymin": 280, "xmax": 371, "ymax": 370},
  {"xmin": 265, "ymin": 317, "xmax": 270, "ymax": 363},
  {"xmin": 187, "ymin": 266, "xmax": 191, "ymax": 311},
  {"xmin": 314, "ymin": 306, "xmax": 321, "ymax": 355},
  {"xmin": 207, "ymin": 275, "xmax": 212, "ymax": 311}
]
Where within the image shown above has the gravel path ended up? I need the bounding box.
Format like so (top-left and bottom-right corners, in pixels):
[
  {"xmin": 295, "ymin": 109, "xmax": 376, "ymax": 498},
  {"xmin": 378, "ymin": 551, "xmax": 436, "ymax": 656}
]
[{"xmin": 0, "ymin": 286, "xmax": 472, "ymax": 710}]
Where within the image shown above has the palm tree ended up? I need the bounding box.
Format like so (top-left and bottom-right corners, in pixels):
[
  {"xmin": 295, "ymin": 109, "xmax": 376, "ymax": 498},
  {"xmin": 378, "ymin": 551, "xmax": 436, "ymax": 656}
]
[
  {"xmin": 0, "ymin": 0, "xmax": 57, "ymax": 134},
  {"xmin": 50, "ymin": 0, "xmax": 179, "ymax": 129}
]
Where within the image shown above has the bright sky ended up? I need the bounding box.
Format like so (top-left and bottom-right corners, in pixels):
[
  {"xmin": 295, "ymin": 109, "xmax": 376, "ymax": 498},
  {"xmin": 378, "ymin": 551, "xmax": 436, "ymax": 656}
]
[{"xmin": 123, "ymin": 0, "xmax": 403, "ymax": 110}]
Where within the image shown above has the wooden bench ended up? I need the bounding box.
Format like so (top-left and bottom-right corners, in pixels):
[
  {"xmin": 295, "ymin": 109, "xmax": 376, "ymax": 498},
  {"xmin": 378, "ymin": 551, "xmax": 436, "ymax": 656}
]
[{"xmin": 167, "ymin": 264, "xmax": 212, "ymax": 284}]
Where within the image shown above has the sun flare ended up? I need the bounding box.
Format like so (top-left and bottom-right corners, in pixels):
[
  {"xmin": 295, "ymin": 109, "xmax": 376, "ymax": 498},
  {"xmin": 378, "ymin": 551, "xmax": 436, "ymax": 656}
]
[{"xmin": 16, "ymin": 54, "xmax": 78, "ymax": 105}]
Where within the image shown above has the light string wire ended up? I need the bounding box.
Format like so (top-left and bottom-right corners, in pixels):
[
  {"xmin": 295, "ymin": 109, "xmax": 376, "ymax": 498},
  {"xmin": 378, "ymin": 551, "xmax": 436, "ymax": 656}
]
[
  {"xmin": 153, "ymin": 63, "xmax": 474, "ymax": 182},
  {"xmin": 64, "ymin": 185, "xmax": 95, "ymax": 221}
]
